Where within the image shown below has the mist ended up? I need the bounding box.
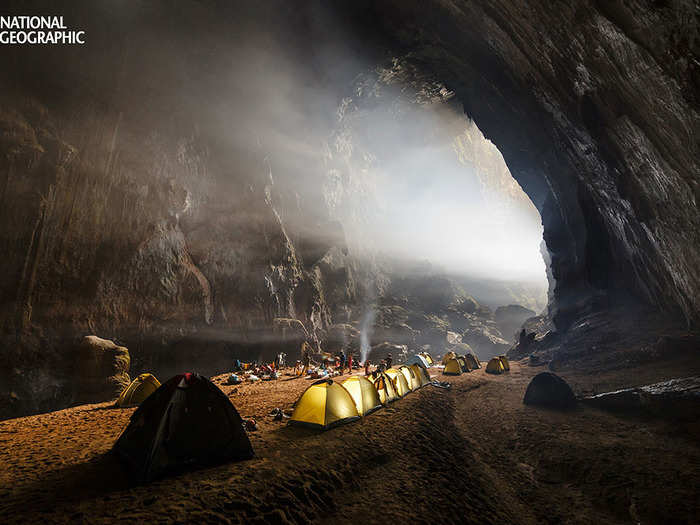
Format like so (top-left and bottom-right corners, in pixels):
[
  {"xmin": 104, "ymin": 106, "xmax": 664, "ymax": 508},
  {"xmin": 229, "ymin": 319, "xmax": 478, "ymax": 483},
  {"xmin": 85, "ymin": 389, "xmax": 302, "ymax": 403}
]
[{"xmin": 2, "ymin": 1, "xmax": 548, "ymax": 316}]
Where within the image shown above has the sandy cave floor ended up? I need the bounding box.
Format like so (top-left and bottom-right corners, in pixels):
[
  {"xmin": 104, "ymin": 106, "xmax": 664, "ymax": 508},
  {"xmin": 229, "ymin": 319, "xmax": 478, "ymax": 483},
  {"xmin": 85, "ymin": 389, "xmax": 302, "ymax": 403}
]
[{"xmin": 1, "ymin": 362, "xmax": 700, "ymax": 524}]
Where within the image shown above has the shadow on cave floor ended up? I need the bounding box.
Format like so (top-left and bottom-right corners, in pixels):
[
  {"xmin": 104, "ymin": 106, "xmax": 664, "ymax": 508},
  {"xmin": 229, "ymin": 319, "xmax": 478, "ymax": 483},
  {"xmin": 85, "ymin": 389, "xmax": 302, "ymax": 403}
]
[{"xmin": 3, "ymin": 363, "xmax": 700, "ymax": 524}]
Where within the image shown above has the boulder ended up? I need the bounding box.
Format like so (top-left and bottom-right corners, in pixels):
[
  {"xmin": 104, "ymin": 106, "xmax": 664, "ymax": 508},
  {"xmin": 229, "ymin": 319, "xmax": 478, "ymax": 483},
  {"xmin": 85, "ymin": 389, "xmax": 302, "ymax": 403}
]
[
  {"xmin": 462, "ymin": 326, "xmax": 510, "ymax": 359},
  {"xmin": 447, "ymin": 342, "xmax": 474, "ymax": 355},
  {"xmin": 523, "ymin": 372, "xmax": 576, "ymax": 410},
  {"xmin": 324, "ymin": 323, "xmax": 360, "ymax": 352},
  {"xmin": 370, "ymin": 342, "xmax": 408, "ymax": 363},
  {"xmin": 74, "ymin": 336, "xmax": 130, "ymax": 403},
  {"xmin": 372, "ymin": 305, "xmax": 419, "ymax": 346},
  {"xmin": 456, "ymin": 296, "xmax": 479, "ymax": 314},
  {"xmin": 494, "ymin": 304, "xmax": 536, "ymax": 342},
  {"xmin": 446, "ymin": 331, "xmax": 462, "ymax": 345},
  {"xmin": 581, "ymin": 376, "xmax": 700, "ymax": 418}
]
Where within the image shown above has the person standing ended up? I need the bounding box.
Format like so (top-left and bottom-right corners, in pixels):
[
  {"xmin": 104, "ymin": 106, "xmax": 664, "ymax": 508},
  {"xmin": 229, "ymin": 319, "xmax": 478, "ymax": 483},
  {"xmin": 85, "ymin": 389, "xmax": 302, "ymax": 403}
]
[
  {"xmin": 339, "ymin": 350, "xmax": 346, "ymax": 374},
  {"xmin": 346, "ymin": 352, "xmax": 353, "ymax": 374},
  {"xmin": 386, "ymin": 353, "xmax": 392, "ymax": 370},
  {"xmin": 301, "ymin": 342, "xmax": 311, "ymax": 376}
]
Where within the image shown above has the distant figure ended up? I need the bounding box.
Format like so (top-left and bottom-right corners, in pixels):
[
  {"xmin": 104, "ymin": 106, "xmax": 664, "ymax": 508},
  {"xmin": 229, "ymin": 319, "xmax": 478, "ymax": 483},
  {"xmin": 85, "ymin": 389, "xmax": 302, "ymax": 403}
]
[
  {"xmin": 339, "ymin": 350, "xmax": 346, "ymax": 373},
  {"xmin": 519, "ymin": 328, "xmax": 536, "ymax": 350},
  {"xmin": 385, "ymin": 353, "xmax": 392, "ymax": 370},
  {"xmin": 301, "ymin": 342, "xmax": 311, "ymax": 375},
  {"xmin": 364, "ymin": 360, "xmax": 371, "ymax": 376},
  {"xmin": 346, "ymin": 352, "xmax": 353, "ymax": 374}
]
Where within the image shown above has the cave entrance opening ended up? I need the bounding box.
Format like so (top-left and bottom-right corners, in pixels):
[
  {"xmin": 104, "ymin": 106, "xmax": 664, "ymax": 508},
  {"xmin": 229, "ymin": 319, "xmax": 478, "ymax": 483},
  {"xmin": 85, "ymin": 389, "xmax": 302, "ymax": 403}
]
[{"xmin": 332, "ymin": 73, "xmax": 550, "ymax": 323}]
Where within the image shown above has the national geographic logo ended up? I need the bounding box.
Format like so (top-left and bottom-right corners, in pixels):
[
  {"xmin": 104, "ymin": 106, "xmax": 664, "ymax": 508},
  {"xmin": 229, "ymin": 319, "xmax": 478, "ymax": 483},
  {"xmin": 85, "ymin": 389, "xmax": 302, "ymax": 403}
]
[{"xmin": 0, "ymin": 16, "xmax": 85, "ymax": 45}]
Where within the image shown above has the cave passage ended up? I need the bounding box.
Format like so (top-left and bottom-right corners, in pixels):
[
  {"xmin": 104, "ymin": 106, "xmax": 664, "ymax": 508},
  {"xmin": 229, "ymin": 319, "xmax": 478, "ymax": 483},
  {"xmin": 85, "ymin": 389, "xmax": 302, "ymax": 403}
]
[
  {"xmin": 1, "ymin": 2, "xmax": 699, "ymax": 523},
  {"xmin": 335, "ymin": 86, "xmax": 549, "ymax": 310}
]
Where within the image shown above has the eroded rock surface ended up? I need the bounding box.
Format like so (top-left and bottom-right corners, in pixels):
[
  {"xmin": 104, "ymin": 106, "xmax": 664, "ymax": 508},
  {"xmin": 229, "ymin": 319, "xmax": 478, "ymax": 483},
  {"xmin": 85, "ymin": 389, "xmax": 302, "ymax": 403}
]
[
  {"xmin": 74, "ymin": 336, "xmax": 130, "ymax": 404},
  {"xmin": 0, "ymin": 1, "xmax": 697, "ymax": 417},
  {"xmin": 581, "ymin": 376, "xmax": 700, "ymax": 417}
]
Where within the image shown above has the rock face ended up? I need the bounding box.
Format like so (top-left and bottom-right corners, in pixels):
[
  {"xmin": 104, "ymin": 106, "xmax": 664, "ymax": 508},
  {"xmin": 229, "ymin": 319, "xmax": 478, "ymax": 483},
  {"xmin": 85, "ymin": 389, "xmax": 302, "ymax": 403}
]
[
  {"xmin": 74, "ymin": 336, "xmax": 130, "ymax": 404},
  {"xmin": 524, "ymin": 372, "xmax": 577, "ymax": 410},
  {"xmin": 495, "ymin": 305, "xmax": 537, "ymax": 343},
  {"xmin": 581, "ymin": 376, "xmax": 700, "ymax": 418},
  {"xmin": 358, "ymin": 0, "xmax": 700, "ymax": 332}
]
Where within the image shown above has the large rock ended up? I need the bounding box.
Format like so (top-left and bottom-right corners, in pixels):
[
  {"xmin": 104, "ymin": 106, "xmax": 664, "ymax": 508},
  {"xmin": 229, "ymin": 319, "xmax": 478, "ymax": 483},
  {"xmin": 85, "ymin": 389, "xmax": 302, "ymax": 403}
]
[
  {"xmin": 370, "ymin": 342, "xmax": 408, "ymax": 364},
  {"xmin": 494, "ymin": 305, "xmax": 537, "ymax": 343},
  {"xmin": 324, "ymin": 323, "xmax": 360, "ymax": 353},
  {"xmin": 74, "ymin": 336, "xmax": 130, "ymax": 404},
  {"xmin": 372, "ymin": 305, "xmax": 419, "ymax": 346},
  {"xmin": 581, "ymin": 376, "xmax": 700, "ymax": 418},
  {"xmin": 523, "ymin": 372, "xmax": 576, "ymax": 410},
  {"xmin": 462, "ymin": 326, "xmax": 511, "ymax": 360}
]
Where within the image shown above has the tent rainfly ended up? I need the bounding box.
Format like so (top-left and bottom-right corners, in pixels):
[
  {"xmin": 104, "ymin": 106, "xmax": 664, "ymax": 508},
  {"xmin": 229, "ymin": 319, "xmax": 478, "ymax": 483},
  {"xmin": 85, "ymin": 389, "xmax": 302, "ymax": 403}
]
[
  {"xmin": 386, "ymin": 368, "xmax": 410, "ymax": 397},
  {"xmin": 399, "ymin": 365, "xmax": 420, "ymax": 390},
  {"xmin": 341, "ymin": 376, "xmax": 383, "ymax": 416},
  {"xmin": 498, "ymin": 355, "xmax": 510, "ymax": 371},
  {"xmin": 370, "ymin": 372, "xmax": 399, "ymax": 404},
  {"xmin": 441, "ymin": 351, "xmax": 457, "ymax": 365},
  {"xmin": 420, "ymin": 352, "xmax": 434, "ymax": 366},
  {"xmin": 486, "ymin": 358, "xmax": 505, "ymax": 374},
  {"xmin": 443, "ymin": 358, "xmax": 462, "ymax": 376},
  {"xmin": 116, "ymin": 373, "xmax": 161, "ymax": 407},
  {"xmin": 464, "ymin": 353, "xmax": 480, "ymax": 370},
  {"xmin": 457, "ymin": 356, "xmax": 471, "ymax": 373},
  {"xmin": 113, "ymin": 373, "xmax": 253, "ymax": 482},
  {"xmin": 410, "ymin": 364, "xmax": 431, "ymax": 387},
  {"xmin": 289, "ymin": 379, "xmax": 360, "ymax": 430}
]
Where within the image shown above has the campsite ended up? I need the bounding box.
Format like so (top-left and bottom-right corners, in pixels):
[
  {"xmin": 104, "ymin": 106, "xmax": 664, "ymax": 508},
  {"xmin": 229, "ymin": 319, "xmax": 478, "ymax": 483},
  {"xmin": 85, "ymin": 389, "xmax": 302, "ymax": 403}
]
[
  {"xmin": 2, "ymin": 355, "xmax": 700, "ymax": 524},
  {"xmin": 0, "ymin": 2, "xmax": 699, "ymax": 524}
]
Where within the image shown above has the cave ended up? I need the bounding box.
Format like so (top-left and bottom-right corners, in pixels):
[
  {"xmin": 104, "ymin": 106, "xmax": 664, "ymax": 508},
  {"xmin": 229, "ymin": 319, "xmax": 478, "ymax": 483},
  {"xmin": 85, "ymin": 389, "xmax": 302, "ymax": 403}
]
[{"xmin": 1, "ymin": 2, "xmax": 698, "ymax": 523}]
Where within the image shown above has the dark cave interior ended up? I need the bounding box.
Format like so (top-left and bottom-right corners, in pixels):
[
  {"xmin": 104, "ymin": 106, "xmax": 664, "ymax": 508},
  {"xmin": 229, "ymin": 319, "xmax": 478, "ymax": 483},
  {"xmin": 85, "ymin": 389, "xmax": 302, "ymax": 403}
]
[
  {"xmin": 0, "ymin": 0, "xmax": 697, "ymax": 418},
  {"xmin": 1, "ymin": 2, "xmax": 700, "ymax": 524}
]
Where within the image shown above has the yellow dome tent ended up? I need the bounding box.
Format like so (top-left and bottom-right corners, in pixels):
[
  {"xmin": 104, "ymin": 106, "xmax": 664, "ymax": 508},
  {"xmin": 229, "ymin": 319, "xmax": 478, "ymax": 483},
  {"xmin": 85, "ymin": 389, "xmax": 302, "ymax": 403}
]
[
  {"xmin": 289, "ymin": 379, "xmax": 360, "ymax": 430},
  {"xmin": 443, "ymin": 358, "xmax": 462, "ymax": 376},
  {"xmin": 464, "ymin": 353, "xmax": 480, "ymax": 370},
  {"xmin": 410, "ymin": 364, "xmax": 431, "ymax": 387},
  {"xmin": 441, "ymin": 351, "xmax": 457, "ymax": 365},
  {"xmin": 386, "ymin": 368, "xmax": 410, "ymax": 397},
  {"xmin": 369, "ymin": 372, "xmax": 399, "ymax": 404},
  {"xmin": 457, "ymin": 356, "xmax": 471, "ymax": 373},
  {"xmin": 498, "ymin": 355, "xmax": 510, "ymax": 371},
  {"xmin": 486, "ymin": 357, "xmax": 505, "ymax": 374},
  {"xmin": 399, "ymin": 365, "xmax": 420, "ymax": 390},
  {"xmin": 341, "ymin": 376, "xmax": 382, "ymax": 416},
  {"xmin": 419, "ymin": 352, "xmax": 434, "ymax": 366},
  {"xmin": 116, "ymin": 373, "xmax": 161, "ymax": 407}
]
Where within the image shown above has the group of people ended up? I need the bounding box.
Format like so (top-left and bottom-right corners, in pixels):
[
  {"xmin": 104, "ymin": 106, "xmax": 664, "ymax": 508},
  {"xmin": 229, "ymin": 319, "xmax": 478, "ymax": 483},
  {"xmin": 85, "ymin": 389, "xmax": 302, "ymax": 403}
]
[{"xmin": 234, "ymin": 341, "xmax": 397, "ymax": 380}]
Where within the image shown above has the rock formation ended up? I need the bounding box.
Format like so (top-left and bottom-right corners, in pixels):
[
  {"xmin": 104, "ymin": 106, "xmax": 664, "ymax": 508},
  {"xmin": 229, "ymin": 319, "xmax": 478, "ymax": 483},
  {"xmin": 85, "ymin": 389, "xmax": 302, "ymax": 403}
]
[
  {"xmin": 0, "ymin": 1, "xmax": 697, "ymax": 418},
  {"xmin": 74, "ymin": 336, "xmax": 130, "ymax": 404}
]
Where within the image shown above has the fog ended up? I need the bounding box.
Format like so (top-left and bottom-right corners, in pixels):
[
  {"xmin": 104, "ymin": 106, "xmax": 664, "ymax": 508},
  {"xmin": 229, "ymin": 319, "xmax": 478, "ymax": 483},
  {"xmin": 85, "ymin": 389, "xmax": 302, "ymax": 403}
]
[
  {"xmin": 6, "ymin": 1, "xmax": 548, "ymax": 302},
  {"xmin": 366, "ymin": 116, "xmax": 545, "ymax": 284},
  {"xmin": 203, "ymin": 4, "xmax": 549, "ymax": 295}
]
